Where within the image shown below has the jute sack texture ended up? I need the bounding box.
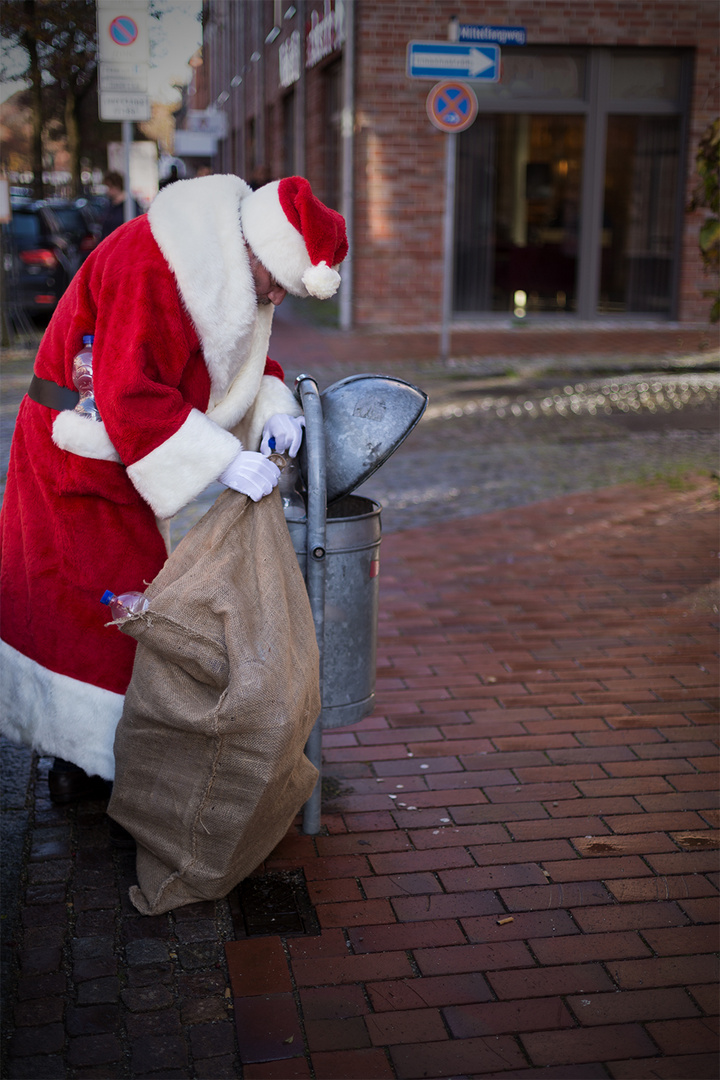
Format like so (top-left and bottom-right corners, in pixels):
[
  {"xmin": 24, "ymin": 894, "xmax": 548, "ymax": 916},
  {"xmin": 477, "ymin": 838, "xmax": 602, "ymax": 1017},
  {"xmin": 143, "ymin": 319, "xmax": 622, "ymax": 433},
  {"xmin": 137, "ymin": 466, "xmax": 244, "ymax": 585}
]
[{"xmin": 108, "ymin": 486, "xmax": 320, "ymax": 916}]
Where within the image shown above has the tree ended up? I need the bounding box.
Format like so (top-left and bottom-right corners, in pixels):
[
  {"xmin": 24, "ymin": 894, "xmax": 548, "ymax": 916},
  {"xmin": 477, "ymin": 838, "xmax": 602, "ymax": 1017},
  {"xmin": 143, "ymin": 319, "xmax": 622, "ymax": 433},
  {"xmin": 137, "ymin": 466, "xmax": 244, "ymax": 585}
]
[
  {"xmin": 0, "ymin": 0, "xmax": 105, "ymax": 197},
  {"xmin": 688, "ymin": 118, "xmax": 719, "ymax": 324}
]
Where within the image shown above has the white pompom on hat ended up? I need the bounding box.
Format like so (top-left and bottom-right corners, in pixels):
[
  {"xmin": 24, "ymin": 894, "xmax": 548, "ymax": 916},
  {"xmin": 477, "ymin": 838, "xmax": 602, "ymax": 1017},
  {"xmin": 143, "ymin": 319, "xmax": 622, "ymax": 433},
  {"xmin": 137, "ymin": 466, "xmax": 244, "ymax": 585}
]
[{"xmin": 239, "ymin": 176, "xmax": 348, "ymax": 299}]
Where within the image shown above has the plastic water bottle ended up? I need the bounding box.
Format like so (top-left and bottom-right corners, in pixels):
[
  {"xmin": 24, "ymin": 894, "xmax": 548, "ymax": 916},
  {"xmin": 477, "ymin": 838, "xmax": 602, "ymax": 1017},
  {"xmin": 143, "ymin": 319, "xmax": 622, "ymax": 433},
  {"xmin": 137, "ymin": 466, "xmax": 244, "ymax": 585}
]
[
  {"xmin": 101, "ymin": 590, "xmax": 149, "ymax": 620},
  {"xmin": 278, "ymin": 456, "xmax": 307, "ymax": 522},
  {"xmin": 268, "ymin": 437, "xmax": 307, "ymax": 521},
  {"xmin": 72, "ymin": 335, "xmax": 101, "ymax": 421}
]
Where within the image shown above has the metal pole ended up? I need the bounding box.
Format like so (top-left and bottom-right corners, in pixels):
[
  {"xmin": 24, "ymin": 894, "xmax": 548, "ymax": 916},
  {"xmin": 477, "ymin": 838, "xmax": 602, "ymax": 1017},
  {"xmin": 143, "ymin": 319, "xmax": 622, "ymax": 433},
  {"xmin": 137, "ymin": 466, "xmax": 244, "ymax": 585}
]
[
  {"xmin": 122, "ymin": 121, "xmax": 133, "ymax": 223},
  {"xmin": 296, "ymin": 375, "xmax": 327, "ymax": 835},
  {"xmin": 440, "ymin": 132, "xmax": 456, "ymax": 361},
  {"xmin": 339, "ymin": 1, "xmax": 355, "ymax": 331}
]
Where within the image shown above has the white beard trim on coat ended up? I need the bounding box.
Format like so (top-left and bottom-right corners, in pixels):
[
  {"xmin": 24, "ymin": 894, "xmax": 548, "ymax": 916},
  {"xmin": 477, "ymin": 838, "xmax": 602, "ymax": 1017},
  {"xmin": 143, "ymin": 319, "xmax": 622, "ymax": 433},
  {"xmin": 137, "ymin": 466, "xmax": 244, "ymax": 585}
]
[
  {"xmin": 0, "ymin": 638, "xmax": 123, "ymax": 780},
  {"xmin": 206, "ymin": 302, "xmax": 274, "ymax": 424},
  {"xmin": 127, "ymin": 407, "xmax": 240, "ymax": 520},
  {"xmin": 148, "ymin": 174, "xmax": 259, "ymax": 403}
]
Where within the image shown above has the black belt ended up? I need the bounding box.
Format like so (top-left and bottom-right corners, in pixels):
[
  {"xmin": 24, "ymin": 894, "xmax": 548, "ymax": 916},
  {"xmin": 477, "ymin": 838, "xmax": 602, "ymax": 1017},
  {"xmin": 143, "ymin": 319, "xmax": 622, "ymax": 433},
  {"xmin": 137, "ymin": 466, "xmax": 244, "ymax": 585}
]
[{"xmin": 28, "ymin": 374, "xmax": 80, "ymax": 411}]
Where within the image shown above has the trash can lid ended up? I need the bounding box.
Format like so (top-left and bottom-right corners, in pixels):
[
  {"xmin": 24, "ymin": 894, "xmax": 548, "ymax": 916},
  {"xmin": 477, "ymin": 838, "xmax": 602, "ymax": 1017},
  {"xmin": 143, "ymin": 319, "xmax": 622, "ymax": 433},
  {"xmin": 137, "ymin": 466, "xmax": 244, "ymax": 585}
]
[{"xmin": 303, "ymin": 373, "xmax": 428, "ymax": 504}]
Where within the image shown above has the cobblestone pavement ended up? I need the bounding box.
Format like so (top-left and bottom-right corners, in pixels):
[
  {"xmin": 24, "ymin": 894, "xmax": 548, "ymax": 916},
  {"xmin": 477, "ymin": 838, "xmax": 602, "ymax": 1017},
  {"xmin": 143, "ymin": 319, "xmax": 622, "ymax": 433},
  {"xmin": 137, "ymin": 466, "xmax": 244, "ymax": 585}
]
[
  {"xmin": 2, "ymin": 315, "xmax": 718, "ymax": 542},
  {"xmin": 1, "ymin": 314, "xmax": 718, "ymax": 1078}
]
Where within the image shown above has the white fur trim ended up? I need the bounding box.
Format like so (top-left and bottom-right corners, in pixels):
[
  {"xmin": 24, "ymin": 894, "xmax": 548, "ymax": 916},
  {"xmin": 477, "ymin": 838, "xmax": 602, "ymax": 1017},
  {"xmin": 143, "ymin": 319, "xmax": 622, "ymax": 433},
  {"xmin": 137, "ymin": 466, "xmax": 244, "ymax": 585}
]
[
  {"xmin": 232, "ymin": 375, "xmax": 303, "ymax": 453},
  {"xmin": 0, "ymin": 638, "xmax": 123, "ymax": 779},
  {"xmin": 127, "ymin": 408, "xmax": 240, "ymax": 519},
  {"xmin": 52, "ymin": 411, "xmax": 122, "ymax": 463},
  {"xmin": 206, "ymin": 303, "xmax": 273, "ymax": 425},
  {"xmin": 148, "ymin": 175, "xmax": 260, "ymax": 400},
  {"xmin": 239, "ymin": 181, "xmax": 311, "ymax": 299},
  {"xmin": 302, "ymin": 261, "xmax": 341, "ymax": 299}
]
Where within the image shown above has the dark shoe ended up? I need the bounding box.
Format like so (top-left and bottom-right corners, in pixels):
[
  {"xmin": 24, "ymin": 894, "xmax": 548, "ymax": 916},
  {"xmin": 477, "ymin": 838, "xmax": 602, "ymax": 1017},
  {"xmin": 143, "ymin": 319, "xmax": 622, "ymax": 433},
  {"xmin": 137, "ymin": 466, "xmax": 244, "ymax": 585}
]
[
  {"xmin": 107, "ymin": 816, "xmax": 136, "ymax": 850},
  {"xmin": 48, "ymin": 759, "xmax": 113, "ymax": 804}
]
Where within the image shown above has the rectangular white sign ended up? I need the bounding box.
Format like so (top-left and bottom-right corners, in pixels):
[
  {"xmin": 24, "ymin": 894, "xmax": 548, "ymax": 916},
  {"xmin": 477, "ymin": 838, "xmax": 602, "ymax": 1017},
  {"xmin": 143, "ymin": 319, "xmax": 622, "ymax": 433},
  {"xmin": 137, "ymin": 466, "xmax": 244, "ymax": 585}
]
[
  {"xmin": 99, "ymin": 92, "xmax": 151, "ymax": 121},
  {"xmin": 174, "ymin": 131, "xmax": 217, "ymax": 157},
  {"xmin": 99, "ymin": 61, "xmax": 148, "ymax": 94}
]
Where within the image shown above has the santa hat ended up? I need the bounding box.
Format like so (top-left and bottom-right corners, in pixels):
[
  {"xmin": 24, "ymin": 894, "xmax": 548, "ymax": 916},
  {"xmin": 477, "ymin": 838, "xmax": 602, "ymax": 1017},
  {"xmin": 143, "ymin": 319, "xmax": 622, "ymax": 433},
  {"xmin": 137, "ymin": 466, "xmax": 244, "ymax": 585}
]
[{"xmin": 239, "ymin": 177, "xmax": 348, "ymax": 300}]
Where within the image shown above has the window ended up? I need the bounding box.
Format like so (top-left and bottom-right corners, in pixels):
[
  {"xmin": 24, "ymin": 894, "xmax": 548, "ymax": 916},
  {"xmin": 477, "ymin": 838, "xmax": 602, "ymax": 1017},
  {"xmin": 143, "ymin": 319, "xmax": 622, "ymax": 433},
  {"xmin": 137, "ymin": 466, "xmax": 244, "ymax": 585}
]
[
  {"xmin": 600, "ymin": 116, "xmax": 681, "ymax": 313},
  {"xmin": 283, "ymin": 91, "xmax": 295, "ymax": 176},
  {"xmin": 456, "ymin": 114, "xmax": 585, "ymax": 313},
  {"xmin": 324, "ymin": 59, "xmax": 343, "ymax": 210},
  {"xmin": 453, "ymin": 48, "xmax": 690, "ymax": 319}
]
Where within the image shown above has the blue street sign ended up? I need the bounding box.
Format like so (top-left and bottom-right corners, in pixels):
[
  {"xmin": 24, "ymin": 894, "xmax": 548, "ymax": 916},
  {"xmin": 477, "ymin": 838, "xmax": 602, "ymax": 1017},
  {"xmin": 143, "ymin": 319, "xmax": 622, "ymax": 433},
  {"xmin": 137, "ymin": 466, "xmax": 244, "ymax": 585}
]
[
  {"xmin": 458, "ymin": 24, "xmax": 526, "ymax": 46},
  {"xmin": 407, "ymin": 41, "xmax": 500, "ymax": 82}
]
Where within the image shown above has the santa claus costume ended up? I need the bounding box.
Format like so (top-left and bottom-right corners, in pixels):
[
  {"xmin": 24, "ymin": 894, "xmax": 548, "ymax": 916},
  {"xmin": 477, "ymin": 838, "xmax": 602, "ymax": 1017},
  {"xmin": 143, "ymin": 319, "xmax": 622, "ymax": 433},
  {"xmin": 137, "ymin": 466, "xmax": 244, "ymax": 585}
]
[{"xmin": 0, "ymin": 173, "xmax": 347, "ymax": 783}]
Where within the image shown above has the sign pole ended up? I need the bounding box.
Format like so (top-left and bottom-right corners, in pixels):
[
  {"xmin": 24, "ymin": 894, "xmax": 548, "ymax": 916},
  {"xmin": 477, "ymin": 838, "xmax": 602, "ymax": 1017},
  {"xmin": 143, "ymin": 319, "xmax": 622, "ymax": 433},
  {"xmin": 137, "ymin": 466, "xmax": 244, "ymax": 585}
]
[
  {"xmin": 440, "ymin": 131, "xmax": 456, "ymax": 361},
  {"xmin": 122, "ymin": 120, "xmax": 133, "ymax": 222}
]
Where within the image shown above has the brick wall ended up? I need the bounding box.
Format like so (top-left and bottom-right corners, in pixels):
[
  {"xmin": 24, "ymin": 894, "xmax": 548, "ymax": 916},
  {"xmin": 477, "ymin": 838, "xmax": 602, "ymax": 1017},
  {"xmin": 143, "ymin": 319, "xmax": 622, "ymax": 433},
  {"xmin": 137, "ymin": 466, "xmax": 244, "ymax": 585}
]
[
  {"xmin": 352, "ymin": 0, "xmax": 718, "ymax": 327},
  {"xmin": 207, "ymin": 0, "xmax": 719, "ymax": 330}
]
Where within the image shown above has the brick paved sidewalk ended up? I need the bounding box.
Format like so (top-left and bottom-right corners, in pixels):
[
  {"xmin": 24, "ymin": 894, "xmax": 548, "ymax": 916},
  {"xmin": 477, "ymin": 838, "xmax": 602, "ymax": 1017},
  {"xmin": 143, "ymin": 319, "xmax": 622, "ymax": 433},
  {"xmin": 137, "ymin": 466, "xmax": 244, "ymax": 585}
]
[
  {"xmin": 3, "ymin": 475, "xmax": 718, "ymax": 1079},
  {"xmin": 224, "ymin": 475, "xmax": 719, "ymax": 1080}
]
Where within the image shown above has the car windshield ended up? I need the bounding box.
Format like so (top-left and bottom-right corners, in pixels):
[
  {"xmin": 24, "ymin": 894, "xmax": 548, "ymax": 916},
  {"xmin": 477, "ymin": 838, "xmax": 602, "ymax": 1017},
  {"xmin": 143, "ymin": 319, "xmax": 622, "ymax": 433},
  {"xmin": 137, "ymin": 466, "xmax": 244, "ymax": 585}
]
[{"xmin": 50, "ymin": 207, "xmax": 86, "ymax": 236}]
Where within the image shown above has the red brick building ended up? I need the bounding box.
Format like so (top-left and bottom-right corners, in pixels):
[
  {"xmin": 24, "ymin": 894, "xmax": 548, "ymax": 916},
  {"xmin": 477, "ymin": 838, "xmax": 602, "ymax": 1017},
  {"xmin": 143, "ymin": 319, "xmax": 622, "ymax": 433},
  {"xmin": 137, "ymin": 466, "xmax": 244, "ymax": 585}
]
[{"xmin": 201, "ymin": 1, "xmax": 718, "ymax": 339}]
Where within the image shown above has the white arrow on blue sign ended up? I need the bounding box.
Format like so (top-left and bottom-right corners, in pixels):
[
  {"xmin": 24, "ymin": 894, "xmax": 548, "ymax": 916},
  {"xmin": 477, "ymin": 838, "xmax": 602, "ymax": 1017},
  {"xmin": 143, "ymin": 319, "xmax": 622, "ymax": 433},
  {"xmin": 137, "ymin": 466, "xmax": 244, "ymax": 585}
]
[{"xmin": 407, "ymin": 41, "xmax": 500, "ymax": 81}]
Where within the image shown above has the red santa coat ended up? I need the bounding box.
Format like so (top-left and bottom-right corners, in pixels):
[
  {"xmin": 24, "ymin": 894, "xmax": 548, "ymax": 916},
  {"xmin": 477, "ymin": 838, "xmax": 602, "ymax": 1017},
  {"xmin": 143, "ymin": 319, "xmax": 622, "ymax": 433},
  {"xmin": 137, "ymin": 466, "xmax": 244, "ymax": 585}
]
[{"xmin": 0, "ymin": 174, "xmax": 301, "ymax": 779}]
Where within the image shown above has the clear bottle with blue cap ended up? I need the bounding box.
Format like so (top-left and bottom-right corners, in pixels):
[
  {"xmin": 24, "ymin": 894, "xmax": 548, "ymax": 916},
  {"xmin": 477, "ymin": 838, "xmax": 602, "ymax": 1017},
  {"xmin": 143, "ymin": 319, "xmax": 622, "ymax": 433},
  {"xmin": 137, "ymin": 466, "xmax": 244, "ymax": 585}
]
[
  {"xmin": 268, "ymin": 437, "xmax": 307, "ymax": 522},
  {"xmin": 101, "ymin": 589, "xmax": 149, "ymax": 621},
  {"xmin": 72, "ymin": 334, "xmax": 101, "ymax": 421}
]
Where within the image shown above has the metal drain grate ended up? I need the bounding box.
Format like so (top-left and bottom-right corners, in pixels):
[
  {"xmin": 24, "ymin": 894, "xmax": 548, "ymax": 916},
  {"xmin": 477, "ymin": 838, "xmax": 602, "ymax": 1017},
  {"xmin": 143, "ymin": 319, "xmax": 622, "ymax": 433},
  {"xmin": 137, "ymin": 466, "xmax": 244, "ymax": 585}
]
[{"xmin": 229, "ymin": 869, "xmax": 320, "ymax": 937}]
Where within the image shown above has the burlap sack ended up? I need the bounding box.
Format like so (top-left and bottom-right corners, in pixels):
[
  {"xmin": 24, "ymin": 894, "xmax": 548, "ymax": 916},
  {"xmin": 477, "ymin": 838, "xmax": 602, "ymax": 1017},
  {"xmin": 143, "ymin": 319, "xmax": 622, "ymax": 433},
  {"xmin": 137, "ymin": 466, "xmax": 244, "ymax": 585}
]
[{"xmin": 107, "ymin": 486, "xmax": 320, "ymax": 916}]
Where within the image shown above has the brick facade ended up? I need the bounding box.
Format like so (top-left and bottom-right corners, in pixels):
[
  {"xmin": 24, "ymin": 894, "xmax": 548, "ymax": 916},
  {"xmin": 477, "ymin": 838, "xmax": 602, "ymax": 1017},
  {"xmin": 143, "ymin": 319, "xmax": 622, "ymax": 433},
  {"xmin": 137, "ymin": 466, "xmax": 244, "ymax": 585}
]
[{"xmin": 203, "ymin": 1, "xmax": 719, "ymax": 331}]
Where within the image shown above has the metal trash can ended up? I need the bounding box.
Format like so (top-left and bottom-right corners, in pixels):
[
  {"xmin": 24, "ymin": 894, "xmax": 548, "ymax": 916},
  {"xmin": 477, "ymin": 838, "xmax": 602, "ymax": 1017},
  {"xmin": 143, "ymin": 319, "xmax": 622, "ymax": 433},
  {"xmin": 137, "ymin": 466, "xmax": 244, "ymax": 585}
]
[
  {"xmin": 286, "ymin": 493, "xmax": 381, "ymax": 729},
  {"xmin": 293, "ymin": 374, "xmax": 427, "ymax": 833}
]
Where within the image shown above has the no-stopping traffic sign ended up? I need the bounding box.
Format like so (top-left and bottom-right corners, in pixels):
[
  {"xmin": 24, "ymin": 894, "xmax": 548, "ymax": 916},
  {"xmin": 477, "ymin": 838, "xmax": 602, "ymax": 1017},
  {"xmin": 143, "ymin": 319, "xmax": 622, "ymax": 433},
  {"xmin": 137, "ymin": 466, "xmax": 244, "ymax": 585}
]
[{"xmin": 426, "ymin": 80, "xmax": 478, "ymax": 133}]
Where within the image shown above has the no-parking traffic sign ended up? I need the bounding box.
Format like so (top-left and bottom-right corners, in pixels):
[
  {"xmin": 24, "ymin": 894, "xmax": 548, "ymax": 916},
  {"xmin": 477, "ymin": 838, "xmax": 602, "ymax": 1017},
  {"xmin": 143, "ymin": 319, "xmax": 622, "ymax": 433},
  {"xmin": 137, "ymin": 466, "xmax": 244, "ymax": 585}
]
[
  {"xmin": 97, "ymin": 1, "xmax": 149, "ymax": 121},
  {"xmin": 426, "ymin": 81, "xmax": 478, "ymax": 133},
  {"xmin": 108, "ymin": 14, "xmax": 140, "ymax": 47},
  {"xmin": 98, "ymin": 2, "xmax": 149, "ymax": 62}
]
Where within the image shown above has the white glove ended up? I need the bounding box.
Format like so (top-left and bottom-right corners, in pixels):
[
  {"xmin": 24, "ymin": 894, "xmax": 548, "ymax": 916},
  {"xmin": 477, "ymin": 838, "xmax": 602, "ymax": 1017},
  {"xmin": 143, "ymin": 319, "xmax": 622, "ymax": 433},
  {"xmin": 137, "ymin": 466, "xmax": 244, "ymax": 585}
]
[
  {"xmin": 219, "ymin": 450, "xmax": 280, "ymax": 501},
  {"xmin": 260, "ymin": 414, "xmax": 305, "ymax": 458}
]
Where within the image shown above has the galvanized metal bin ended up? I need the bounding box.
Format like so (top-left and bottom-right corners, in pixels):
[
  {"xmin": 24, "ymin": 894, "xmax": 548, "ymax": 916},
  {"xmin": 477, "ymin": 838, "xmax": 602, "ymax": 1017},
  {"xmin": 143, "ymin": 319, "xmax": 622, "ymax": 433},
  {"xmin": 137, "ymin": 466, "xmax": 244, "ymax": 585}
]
[
  {"xmin": 287, "ymin": 494, "xmax": 381, "ymax": 730},
  {"xmin": 293, "ymin": 374, "xmax": 427, "ymax": 833}
]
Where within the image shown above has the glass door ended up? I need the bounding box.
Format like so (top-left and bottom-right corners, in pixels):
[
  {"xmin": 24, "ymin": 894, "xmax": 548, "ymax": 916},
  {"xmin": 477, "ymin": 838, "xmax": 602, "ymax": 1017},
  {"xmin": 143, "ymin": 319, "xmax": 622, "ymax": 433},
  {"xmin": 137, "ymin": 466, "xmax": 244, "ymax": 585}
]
[
  {"xmin": 455, "ymin": 114, "xmax": 585, "ymax": 314},
  {"xmin": 452, "ymin": 47, "xmax": 690, "ymax": 319},
  {"xmin": 599, "ymin": 115, "xmax": 682, "ymax": 314}
]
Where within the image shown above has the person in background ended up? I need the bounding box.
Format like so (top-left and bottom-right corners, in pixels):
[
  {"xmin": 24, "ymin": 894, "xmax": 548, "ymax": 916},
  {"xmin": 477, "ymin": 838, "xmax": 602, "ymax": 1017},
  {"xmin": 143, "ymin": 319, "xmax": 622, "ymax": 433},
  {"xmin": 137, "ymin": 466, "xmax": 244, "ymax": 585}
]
[
  {"xmin": 159, "ymin": 165, "xmax": 181, "ymax": 190},
  {"xmin": 99, "ymin": 171, "xmax": 140, "ymax": 239},
  {"xmin": 0, "ymin": 174, "xmax": 347, "ymax": 807}
]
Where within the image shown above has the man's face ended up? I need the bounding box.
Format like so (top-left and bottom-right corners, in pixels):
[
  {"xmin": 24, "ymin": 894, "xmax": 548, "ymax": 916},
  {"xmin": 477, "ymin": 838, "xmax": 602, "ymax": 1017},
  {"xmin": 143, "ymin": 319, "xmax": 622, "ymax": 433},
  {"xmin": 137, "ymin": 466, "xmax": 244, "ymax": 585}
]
[{"xmin": 246, "ymin": 245, "xmax": 287, "ymax": 306}]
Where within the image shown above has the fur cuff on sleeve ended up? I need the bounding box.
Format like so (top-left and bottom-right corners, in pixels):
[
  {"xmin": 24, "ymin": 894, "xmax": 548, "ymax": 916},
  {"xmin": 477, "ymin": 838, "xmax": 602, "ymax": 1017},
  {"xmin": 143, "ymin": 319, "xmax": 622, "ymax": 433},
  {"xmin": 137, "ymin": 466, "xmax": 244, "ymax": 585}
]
[
  {"xmin": 127, "ymin": 409, "xmax": 240, "ymax": 519},
  {"xmin": 52, "ymin": 411, "xmax": 122, "ymax": 463}
]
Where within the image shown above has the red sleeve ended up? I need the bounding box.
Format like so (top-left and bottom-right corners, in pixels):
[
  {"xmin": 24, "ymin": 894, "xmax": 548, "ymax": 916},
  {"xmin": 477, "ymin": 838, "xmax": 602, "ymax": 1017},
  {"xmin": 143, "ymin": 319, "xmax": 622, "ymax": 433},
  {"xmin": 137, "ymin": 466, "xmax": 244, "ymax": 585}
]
[{"xmin": 264, "ymin": 357, "xmax": 285, "ymax": 382}]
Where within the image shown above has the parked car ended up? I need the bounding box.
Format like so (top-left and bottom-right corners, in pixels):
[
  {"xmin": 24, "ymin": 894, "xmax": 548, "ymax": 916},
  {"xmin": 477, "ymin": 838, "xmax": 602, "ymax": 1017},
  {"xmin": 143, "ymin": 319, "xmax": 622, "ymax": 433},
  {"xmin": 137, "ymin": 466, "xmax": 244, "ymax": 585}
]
[
  {"xmin": 75, "ymin": 194, "xmax": 110, "ymax": 227},
  {"xmin": 3, "ymin": 199, "xmax": 81, "ymax": 318},
  {"xmin": 43, "ymin": 198, "xmax": 100, "ymax": 261}
]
